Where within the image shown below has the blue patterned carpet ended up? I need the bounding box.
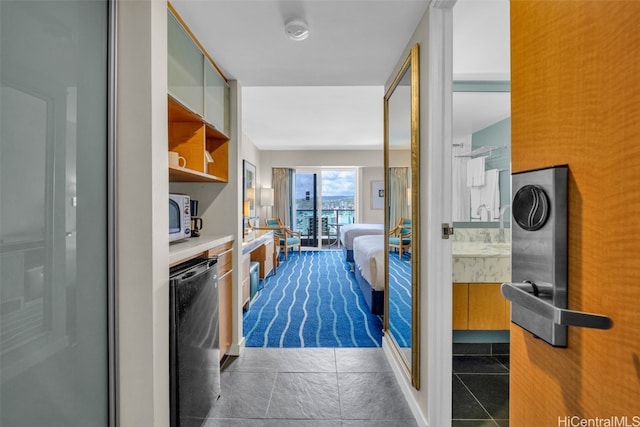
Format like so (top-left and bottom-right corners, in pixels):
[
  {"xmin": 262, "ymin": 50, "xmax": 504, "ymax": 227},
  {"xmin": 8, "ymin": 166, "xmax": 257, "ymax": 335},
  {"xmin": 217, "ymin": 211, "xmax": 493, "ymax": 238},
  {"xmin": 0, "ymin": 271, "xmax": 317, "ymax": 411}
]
[
  {"xmin": 388, "ymin": 251, "xmax": 412, "ymax": 348},
  {"xmin": 243, "ymin": 250, "xmax": 383, "ymax": 347}
]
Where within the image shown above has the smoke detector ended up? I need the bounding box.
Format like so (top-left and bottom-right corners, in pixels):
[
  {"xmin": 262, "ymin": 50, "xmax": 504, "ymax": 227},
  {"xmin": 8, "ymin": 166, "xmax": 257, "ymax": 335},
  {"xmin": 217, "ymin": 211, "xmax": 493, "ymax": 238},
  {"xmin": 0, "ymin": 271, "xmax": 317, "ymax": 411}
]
[{"xmin": 285, "ymin": 19, "xmax": 309, "ymax": 41}]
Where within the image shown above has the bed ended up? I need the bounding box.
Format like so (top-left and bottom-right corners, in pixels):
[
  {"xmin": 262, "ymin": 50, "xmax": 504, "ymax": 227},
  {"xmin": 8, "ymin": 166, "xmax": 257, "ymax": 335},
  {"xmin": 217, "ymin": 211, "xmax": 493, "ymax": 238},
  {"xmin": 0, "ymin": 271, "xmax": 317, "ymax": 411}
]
[
  {"xmin": 340, "ymin": 223, "xmax": 384, "ymax": 263},
  {"xmin": 352, "ymin": 234, "xmax": 385, "ymax": 315}
]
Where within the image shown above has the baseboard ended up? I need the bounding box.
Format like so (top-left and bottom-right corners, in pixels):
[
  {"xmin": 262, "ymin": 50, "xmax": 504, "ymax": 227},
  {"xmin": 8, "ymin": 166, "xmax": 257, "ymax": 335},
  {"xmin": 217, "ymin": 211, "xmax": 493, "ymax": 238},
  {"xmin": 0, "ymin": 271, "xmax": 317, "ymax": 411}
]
[
  {"xmin": 382, "ymin": 336, "xmax": 428, "ymax": 427},
  {"xmin": 228, "ymin": 337, "xmax": 245, "ymax": 357}
]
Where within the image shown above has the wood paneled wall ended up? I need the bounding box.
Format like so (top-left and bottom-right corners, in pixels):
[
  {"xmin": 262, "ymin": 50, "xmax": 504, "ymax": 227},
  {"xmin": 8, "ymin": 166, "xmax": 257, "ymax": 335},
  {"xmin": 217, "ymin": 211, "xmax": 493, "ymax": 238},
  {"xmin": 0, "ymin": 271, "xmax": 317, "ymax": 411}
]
[{"xmin": 510, "ymin": 1, "xmax": 640, "ymax": 424}]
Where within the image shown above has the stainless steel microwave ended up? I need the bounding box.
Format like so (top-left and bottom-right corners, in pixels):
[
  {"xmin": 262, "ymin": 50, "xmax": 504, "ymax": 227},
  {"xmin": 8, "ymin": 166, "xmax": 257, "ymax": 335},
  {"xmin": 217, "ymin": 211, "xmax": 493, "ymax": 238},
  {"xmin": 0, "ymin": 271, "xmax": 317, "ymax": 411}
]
[{"xmin": 169, "ymin": 193, "xmax": 191, "ymax": 242}]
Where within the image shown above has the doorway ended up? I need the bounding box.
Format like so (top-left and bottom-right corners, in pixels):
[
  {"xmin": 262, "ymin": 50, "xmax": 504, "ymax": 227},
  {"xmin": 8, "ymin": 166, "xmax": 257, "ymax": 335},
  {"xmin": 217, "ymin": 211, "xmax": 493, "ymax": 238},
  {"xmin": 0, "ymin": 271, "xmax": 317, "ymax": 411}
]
[
  {"xmin": 450, "ymin": 82, "xmax": 511, "ymax": 426},
  {"xmin": 292, "ymin": 168, "xmax": 356, "ymax": 249}
]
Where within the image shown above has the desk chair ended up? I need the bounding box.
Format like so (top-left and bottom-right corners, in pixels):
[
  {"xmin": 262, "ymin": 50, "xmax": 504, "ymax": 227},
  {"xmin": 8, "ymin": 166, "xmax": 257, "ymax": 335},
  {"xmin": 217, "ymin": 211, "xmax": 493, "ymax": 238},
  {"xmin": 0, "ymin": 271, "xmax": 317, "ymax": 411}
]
[
  {"xmin": 265, "ymin": 218, "xmax": 301, "ymax": 260},
  {"xmin": 389, "ymin": 217, "xmax": 412, "ymax": 258}
]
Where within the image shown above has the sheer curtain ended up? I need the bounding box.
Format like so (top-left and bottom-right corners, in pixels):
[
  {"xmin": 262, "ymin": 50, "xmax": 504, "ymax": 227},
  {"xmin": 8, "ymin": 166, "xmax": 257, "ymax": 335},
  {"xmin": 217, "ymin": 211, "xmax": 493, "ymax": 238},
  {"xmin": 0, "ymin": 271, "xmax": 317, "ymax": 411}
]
[
  {"xmin": 272, "ymin": 168, "xmax": 291, "ymax": 226},
  {"xmin": 389, "ymin": 167, "xmax": 410, "ymax": 227}
]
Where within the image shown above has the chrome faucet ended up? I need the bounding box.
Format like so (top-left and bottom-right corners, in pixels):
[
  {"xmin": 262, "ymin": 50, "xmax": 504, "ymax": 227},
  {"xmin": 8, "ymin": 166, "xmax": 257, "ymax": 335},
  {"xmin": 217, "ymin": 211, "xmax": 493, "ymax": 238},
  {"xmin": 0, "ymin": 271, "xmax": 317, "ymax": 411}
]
[
  {"xmin": 476, "ymin": 204, "xmax": 493, "ymax": 243},
  {"xmin": 476, "ymin": 204, "xmax": 492, "ymax": 222},
  {"xmin": 498, "ymin": 204, "xmax": 511, "ymax": 243}
]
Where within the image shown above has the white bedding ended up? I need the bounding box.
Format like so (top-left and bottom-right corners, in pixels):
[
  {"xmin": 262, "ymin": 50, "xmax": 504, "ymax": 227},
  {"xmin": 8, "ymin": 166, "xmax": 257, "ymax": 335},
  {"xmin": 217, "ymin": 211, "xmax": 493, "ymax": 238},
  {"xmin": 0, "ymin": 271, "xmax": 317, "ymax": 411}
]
[
  {"xmin": 353, "ymin": 235, "xmax": 385, "ymax": 291},
  {"xmin": 340, "ymin": 223, "xmax": 384, "ymax": 249}
]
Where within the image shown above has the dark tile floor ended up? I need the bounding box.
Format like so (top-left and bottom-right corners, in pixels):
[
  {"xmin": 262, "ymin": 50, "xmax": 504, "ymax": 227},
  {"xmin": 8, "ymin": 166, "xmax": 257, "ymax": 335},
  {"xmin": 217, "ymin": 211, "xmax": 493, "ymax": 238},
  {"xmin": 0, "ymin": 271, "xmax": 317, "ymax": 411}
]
[
  {"xmin": 188, "ymin": 348, "xmax": 418, "ymax": 427},
  {"xmin": 452, "ymin": 344, "xmax": 510, "ymax": 427}
]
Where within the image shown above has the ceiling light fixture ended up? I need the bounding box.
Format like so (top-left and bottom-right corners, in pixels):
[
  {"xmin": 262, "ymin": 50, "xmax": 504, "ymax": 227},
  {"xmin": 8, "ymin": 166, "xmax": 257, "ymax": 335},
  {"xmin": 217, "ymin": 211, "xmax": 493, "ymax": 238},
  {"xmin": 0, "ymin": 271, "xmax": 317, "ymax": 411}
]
[{"xmin": 285, "ymin": 19, "xmax": 309, "ymax": 41}]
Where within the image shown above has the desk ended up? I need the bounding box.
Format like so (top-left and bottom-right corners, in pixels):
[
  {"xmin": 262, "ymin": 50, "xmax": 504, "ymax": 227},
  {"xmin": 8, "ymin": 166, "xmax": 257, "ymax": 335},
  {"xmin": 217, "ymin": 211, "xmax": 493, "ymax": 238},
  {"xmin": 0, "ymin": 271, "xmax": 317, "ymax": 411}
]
[{"xmin": 241, "ymin": 230, "xmax": 275, "ymax": 307}]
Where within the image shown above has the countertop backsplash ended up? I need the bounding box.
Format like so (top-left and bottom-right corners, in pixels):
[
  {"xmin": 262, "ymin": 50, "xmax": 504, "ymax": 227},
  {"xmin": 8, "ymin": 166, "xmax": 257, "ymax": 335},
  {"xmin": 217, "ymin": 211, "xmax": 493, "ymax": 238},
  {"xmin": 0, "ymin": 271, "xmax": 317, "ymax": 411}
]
[{"xmin": 452, "ymin": 227, "xmax": 512, "ymax": 243}]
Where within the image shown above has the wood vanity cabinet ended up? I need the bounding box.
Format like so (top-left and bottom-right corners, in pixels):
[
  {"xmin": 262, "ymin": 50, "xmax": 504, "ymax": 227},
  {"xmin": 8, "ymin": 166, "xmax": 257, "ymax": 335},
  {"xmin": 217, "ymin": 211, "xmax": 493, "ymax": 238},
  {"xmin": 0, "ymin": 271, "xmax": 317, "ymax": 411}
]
[
  {"xmin": 167, "ymin": 6, "xmax": 230, "ymax": 183},
  {"xmin": 453, "ymin": 282, "xmax": 510, "ymax": 330},
  {"xmin": 468, "ymin": 283, "xmax": 507, "ymax": 329},
  {"xmin": 452, "ymin": 283, "xmax": 469, "ymax": 329},
  {"xmin": 208, "ymin": 241, "xmax": 233, "ymax": 359}
]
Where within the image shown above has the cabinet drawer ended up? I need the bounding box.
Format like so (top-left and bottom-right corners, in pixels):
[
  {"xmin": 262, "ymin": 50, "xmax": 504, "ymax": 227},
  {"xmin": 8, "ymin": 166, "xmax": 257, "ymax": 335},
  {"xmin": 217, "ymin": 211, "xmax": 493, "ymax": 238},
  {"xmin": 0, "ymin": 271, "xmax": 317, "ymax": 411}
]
[
  {"xmin": 262, "ymin": 242, "xmax": 274, "ymax": 279},
  {"xmin": 216, "ymin": 249, "xmax": 233, "ymax": 276},
  {"xmin": 242, "ymin": 254, "xmax": 250, "ymax": 274},
  {"xmin": 208, "ymin": 242, "xmax": 233, "ymax": 276},
  {"xmin": 207, "ymin": 241, "xmax": 232, "ymax": 256},
  {"xmin": 242, "ymin": 277, "xmax": 250, "ymax": 307}
]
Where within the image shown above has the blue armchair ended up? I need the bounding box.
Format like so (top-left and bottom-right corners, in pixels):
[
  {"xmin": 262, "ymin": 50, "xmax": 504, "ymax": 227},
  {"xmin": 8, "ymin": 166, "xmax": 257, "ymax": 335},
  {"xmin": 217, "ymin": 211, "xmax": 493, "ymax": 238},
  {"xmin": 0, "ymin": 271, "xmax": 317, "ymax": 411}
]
[
  {"xmin": 389, "ymin": 217, "xmax": 411, "ymax": 258},
  {"xmin": 265, "ymin": 218, "xmax": 301, "ymax": 260}
]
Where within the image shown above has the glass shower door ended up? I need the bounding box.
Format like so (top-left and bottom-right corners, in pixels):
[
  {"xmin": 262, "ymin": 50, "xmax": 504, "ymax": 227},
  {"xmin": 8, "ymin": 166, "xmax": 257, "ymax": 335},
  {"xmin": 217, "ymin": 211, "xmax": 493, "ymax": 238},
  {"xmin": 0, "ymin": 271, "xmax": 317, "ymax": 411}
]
[{"xmin": 1, "ymin": 1, "xmax": 111, "ymax": 425}]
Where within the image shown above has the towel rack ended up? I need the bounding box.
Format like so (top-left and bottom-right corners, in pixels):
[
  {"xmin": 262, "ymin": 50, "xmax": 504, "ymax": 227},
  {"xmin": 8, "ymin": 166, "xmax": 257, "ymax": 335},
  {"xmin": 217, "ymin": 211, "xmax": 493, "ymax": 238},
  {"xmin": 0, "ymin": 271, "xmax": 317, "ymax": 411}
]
[{"xmin": 454, "ymin": 145, "xmax": 507, "ymax": 158}]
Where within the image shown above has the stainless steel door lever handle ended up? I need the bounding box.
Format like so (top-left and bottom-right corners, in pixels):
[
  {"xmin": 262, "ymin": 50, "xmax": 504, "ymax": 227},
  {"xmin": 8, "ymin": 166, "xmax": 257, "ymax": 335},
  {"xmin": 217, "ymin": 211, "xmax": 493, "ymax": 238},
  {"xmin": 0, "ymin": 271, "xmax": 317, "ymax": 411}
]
[{"xmin": 501, "ymin": 282, "xmax": 613, "ymax": 330}]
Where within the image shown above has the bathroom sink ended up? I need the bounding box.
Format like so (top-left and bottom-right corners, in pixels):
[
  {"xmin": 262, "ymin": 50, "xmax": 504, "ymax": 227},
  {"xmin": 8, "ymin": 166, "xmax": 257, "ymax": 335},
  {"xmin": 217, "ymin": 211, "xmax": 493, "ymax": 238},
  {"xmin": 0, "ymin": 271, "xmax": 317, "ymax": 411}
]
[{"xmin": 452, "ymin": 241, "xmax": 510, "ymax": 257}]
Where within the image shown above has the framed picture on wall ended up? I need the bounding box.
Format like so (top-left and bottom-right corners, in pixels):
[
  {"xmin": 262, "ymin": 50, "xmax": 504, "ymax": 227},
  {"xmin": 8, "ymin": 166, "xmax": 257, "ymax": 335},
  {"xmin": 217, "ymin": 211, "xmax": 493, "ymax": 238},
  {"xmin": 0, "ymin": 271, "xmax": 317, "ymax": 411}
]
[
  {"xmin": 243, "ymin": 160, "xmax": 256, "ymax": 219},
  {"xmin": 371, "ymin": 180, "xmax": 384, "ymax": 210}
]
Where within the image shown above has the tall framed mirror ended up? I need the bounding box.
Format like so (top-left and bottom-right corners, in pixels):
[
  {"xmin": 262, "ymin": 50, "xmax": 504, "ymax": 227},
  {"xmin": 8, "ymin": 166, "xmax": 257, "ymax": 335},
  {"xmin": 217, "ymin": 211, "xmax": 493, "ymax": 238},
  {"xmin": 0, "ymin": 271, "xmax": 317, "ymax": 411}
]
[{"xmin": 384, "ymin": 43, "xmax": 420, "ymax": 388}]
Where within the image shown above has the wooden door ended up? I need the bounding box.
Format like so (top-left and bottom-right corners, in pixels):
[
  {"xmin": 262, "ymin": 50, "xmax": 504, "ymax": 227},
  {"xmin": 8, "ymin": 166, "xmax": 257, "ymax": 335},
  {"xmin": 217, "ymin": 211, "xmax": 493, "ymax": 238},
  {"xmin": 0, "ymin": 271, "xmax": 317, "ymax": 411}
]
[{"xmin": 510, "ymin": 1, "xmax": 640, "ymax": 424}]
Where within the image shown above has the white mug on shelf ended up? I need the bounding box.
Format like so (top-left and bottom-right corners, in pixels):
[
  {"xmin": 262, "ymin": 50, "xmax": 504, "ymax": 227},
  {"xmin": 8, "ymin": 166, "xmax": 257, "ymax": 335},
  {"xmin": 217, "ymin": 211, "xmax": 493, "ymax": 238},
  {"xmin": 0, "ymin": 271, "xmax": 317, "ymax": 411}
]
[
  {"xmin": 169, "ymin": 151, "xmax": 186, "ymax": 168},
  {"xmin": 205, "ymin": 151, "xmax": 214, "ymax": 163}
]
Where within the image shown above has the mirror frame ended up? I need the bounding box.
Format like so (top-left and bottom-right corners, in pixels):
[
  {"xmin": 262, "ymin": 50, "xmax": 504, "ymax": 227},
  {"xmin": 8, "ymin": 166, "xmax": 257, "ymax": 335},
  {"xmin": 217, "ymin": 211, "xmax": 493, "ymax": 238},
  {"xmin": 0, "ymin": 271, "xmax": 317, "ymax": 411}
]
[{"xmin": 384, "ymin": 43, "xmax": 420, "ymax": 389}]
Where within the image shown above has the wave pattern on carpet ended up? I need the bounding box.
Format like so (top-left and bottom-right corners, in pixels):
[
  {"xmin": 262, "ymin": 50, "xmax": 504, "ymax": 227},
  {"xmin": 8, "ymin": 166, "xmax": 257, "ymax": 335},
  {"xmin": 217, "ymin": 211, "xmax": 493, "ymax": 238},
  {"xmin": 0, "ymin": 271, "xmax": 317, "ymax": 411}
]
[
  {"xmin": 243, "ymin": 251, "xmax": 383, "ymax": 347},
  {"xmin": 388, "ymin": 251, "xmax": 412, "ymax": 348}
]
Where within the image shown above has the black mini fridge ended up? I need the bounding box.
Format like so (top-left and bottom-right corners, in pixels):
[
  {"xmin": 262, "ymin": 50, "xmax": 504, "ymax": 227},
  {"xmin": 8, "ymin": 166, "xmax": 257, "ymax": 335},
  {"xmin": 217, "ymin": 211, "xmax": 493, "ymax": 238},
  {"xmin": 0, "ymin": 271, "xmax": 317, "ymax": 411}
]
[{"xmin": 169, "ymin": 256, "xmax": 220, "ymax": 427}]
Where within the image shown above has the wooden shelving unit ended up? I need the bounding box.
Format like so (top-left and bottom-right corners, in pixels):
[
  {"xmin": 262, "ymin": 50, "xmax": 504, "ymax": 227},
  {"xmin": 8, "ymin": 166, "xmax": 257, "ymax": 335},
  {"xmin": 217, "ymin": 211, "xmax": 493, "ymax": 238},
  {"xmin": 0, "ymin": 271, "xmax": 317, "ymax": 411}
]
[
  {"xmin": 167, "ymin": 5, "xmax": 230, "ymax": 184},
  {"xmin": 168, "ymin": 95, "xmax": 229, "ymax": 183}
]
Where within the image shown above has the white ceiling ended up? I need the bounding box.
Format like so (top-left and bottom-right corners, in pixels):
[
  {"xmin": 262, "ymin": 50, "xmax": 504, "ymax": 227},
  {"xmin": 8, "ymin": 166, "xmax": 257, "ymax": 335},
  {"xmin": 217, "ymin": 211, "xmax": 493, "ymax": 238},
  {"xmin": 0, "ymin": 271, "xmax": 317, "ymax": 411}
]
[{"xmin": 170, "ymin": 0, "xmax": 510, "ymax": 151}]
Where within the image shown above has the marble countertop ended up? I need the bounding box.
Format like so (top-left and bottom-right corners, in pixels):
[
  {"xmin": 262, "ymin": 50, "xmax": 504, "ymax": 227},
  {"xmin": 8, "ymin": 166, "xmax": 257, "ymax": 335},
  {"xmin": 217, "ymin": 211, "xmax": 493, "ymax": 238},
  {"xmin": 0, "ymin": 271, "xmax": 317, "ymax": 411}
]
[
  {"xmin": 452, "ymin": 241, "xmax": 511, "ymax": 258},
  {"xmin": 169, "ymin": 234, "xmax": 234, "ymax": 265},
  {"xmin": 452, "ymin": 241, "xmax": 511, "ymax": 283}
]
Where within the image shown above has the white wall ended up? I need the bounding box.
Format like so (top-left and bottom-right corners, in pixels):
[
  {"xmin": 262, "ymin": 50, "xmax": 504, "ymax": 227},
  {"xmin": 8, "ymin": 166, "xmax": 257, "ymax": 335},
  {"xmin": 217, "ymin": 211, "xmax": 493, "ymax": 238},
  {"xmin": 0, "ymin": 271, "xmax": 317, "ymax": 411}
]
[
  {"xmin": 241, "ymin": 133, "xmax": 267, "ymax": 221},
  {"xmin": 259, "ymin": 149, "xmax": 384, "ymax": 223},
  {"xmin": 361, "ymin": 166, "xmax": 385, "ymax": 223},
  {"xmin": 389, "ymin": 149, "xmax": 411, "ymax": 167},
  {"xmin": 260, "ymin": 148, "xmax": 382, "ymax": 171},
  {"xmin": 242, "ymin": 132, "xmax": 261, "ymax": 170},
  {"xmin": 117, "ymin": 1, "xmax": 169, "ymax": 425}
]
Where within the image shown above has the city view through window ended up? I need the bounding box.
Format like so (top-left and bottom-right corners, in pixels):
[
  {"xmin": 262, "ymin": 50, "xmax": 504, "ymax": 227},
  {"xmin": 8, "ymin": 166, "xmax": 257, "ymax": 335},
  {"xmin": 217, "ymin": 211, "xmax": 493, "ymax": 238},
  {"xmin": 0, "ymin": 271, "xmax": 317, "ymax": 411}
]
[{"xmin": 294, "ymin": 170, "xmax": 356, "ymax": 244}]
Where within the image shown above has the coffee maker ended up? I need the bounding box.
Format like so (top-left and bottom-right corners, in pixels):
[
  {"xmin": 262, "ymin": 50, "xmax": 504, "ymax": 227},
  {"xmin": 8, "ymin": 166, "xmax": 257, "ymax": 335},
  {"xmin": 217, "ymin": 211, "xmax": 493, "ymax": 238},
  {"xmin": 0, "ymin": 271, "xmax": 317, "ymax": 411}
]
[{"xmin": 190, "ymin": 199, "xmax": 203, "ymax": 237}]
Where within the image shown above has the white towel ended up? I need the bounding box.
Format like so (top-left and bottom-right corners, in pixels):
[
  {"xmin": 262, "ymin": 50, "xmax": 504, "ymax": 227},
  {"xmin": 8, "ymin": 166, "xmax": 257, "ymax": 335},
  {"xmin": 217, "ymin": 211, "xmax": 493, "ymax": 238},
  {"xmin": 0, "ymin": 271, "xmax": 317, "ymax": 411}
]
[
  {"xmin": 466, "ymin": 157, "xmax": 485, "ymax": 187},
  {"xmin": 470, "ymin": 169, "xmax": 500, "ymax": 221}
]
